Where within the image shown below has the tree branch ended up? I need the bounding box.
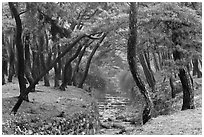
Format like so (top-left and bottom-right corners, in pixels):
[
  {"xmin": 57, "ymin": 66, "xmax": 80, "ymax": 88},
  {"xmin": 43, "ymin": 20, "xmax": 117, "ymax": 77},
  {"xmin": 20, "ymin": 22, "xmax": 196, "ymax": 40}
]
[{"xmin": 18, "ymin": 10, "xmax": 27, "ymax": 16}]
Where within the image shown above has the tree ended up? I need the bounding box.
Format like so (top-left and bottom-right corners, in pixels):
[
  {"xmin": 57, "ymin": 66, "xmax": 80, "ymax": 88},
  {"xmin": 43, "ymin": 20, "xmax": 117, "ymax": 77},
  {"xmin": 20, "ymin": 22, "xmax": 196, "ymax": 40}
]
[
  {"xmin": 78, "ymin": 33, "xmax": 107, "ymax": 88},
  {"xmin": 127, "ymin": 2, "xmax": 153, "ymax": 124},
  {"xmin": 9, "ymin": 2, "xmax": 28, "ymax": 100}
]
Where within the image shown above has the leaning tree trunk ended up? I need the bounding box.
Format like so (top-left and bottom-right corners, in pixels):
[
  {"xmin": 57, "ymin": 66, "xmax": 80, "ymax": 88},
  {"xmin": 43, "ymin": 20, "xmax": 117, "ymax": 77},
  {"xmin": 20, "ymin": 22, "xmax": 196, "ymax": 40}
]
[
  {"xmin": 59, "ymin": 43, "xmax": 83, "ymax": 90},
  {"xmin": 78, "ymin": 34, "xmax": 106, "ymax": 88},
  {"xmin": 71, "ymin": 40, "xmax": 93, "ymax": 86},
  {"xmin": 128, "ymin": 2, "xmax": 153, "ymax": 124},
  {"xmin": 172, "ymin": 31, "xmax": 195, "ymax": 110},
  {"xmin": 9, "ymin": 2, "xmax": 27, "ymax": 100},
  {"xmin": 72, "ymin": 46, "xmax": 87, "ymax": 86}
]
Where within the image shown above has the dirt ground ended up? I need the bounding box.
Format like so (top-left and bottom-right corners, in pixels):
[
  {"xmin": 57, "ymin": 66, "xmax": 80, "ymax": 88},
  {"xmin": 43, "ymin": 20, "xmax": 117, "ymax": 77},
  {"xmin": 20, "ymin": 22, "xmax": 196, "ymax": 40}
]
[{"xmin": 2, "ymin": 78, "xmax": 100, "ymax": 134}]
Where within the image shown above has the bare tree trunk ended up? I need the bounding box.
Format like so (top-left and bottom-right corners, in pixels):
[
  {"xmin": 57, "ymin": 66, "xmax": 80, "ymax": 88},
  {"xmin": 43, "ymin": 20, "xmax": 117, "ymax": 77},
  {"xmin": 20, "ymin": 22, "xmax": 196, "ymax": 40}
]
[
  {"xmin": 192, "ymin": 58, "xmax": 202, "ymax": 78},
  {"xmin": 57, "ymin": 45, "xmax": 62, "ymax": 80},
  {"xmin": 157, "ymin": 51, "xmax": 163, "ymax": 70},
  {"xmin": 59, "ymin": 44, "xmax": 83, "ymax": 90},
  {"xmin": 139, "ymin": 53, "xmax": 156, "ymax": 91},
  {"xmin": 9, "ymin": 2, "xmax": 27, "ymax": 100},
  {"xmin": 153, "ymin": 52, "xmax": 160, "ymax": 71},
  {"xmin": 24, "ymin": 32, "xmax": 35, "ymax": 92},
  {"xmin": 172, "ymin": 31, "xmax": 195, "ymax": 110},
  {"xmin": 169, "ymin": 76, "xmax": 176, "ymax": 98},
  {"xmin": 7, "ymin": 40, "xmax": 15, "ymax": 82},
  {"xmin": 78, "ymin": 34, "xmax": 106, "ymax": 88},
  {"xmin": 199, "ymin": 58, "xmax": 202, "ymax": 68},
  {"xmin": 128, "ymin": 2, "xmax": 153, "ymax": 124},
  {"xmin": 43, "ymin": 51, "xmax": 52, "ymax": 87},
  {"xmin": 2, "ymin": 57, "xmax": 7, "ymax": 85},
  {"xmin": 53, "ymin": 44, "xmax": 62, "ymax": 87},
  {"xmin": 72, "ymin": 41, "xmax": 92, "ymax": 86},
  {"xmin": 2, "ymin": 39, "xmax": 8, "ymax": 85},
  {"xmin": 54, "ymin": 55, "xmax": 60, "ymax": 87}
]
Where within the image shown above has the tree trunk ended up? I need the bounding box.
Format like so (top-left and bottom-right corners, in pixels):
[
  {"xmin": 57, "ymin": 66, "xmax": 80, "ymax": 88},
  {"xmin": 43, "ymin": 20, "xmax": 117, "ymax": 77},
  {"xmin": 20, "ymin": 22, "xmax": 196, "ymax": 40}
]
[
  {"xmin": 72, "ymin": 41, "xmax": 91, "ymax": 86},
  {"xmin": 2, "ymin": 42, "xmax": 8, "ymax": 85},
  {"xmin": 128, "ymin": 2, "xmax": 153, "ymax": 125},
  {"xmin": 78, "ymin": 34, "xmax": 106, "ymax": 88},
  {"xmin": 31, "ymin": 51, "xmax": 38, "ymax": 80},
  {"xmin": 139, "ymin": 53, "xmax": 156, "ymax": 91},
  {"xmin": 173, "ymin": 49, "xmax": 195, "ymax": 110},
  {"xmin": 2, "ymin": 57, "xmax": 7, "ymax": 85},
  {"xmin": 9, "ymin": 2, "xmax": 27, "ymax": 100},
  {"xmin": 54, "ymin": 57, "xmax": 60, "ymax": 87},
  {"xmin": 38, "ymin": 32, "xmax": 50, "ymax": 86},
  {"xmin": 172, "ymin": 29, "xmax": 195, "ymax": 110},
  {"xmin": 43, "ymin": 52, "xmax": 52, "ymax": 86},
  {"xmin": 169, "ymin": 76, "xmax": 176, "ymax": 98},
  {"xmin": 24, "ymin": 32, "xmax": 35, "ymax": 92},
  {"xmin": 199, "ymin": 59, "xmax": 202, "ymax": 68},
  {"xmin": 53, "ymin": 44, "xmax": 62, "ymax": 87},
  {"xmin": 7, "ymin": 41, "xmax": 15, "ymax": 82},
  {"xmin": 57, "ymin": 44, "xmax": 62, "ymax": 80},
  {"xmin": 144, "ymin": 51, "xmax": 151, "ymax": 70},
  {"xmin": 192, "ymin": 58, "xmax": 202, "ymax": 78},
  {"xmin": 153, "ymin": 52, "xmax": 160, "ymax": 71},
  {"xmin": 11, "ymin": 34, "xmax": 87, "ymax": 114},
  {"xmin": 60, "ymin": 43, "xmax": 83, "ymax": 90}
]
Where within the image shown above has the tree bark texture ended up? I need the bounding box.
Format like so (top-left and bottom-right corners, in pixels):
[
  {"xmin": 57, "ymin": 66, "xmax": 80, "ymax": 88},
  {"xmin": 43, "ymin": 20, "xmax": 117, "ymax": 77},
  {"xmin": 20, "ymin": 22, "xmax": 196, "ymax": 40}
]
[
  {"xmin": 169, "ymin": 76, "xmax": 176, "ymax": 98},
  {"xmin": 173, "ymin": 49, "xmax": 195, "ymax": 110},
  {"xmin": 38, "ymin": 32, "xmax": 50, "ymax": 86},
  {"xmin": 7, "ymin": 34, "xmax": 15, "ymax": 82},
  {"xmin": 153, "ymin": 52, "xmax": 160, "ymax": 71},
  {"xmin": 24, "ymin": 32, "xmax": 35, "ymax": 91},
  {"xmin": 78, "ymin": 34, "xmax": 106, "ymax": 88},
  {"xmin": 72, "ymin": 41, "xmax": 91, "ymax": 86},
  {"xmin": 157, "ymin": 51, "xmax": 163, "ymax": 70},
  {"xmin": 59, "ymin": 43, "xmax": 83, "ymax": 90},
  {"xmin": 128, "ymin": 2, "xmax": 153, "ymax": 125},
  {"xmin": 139, "ymin": 53, "xmax": 156, "ymax": 91},
  {"xmin": 44, "ymin": 52, "xmax": 52, "ymax": 86},
  {"xmin": 2, "ymin": 42, "xmax": 8, "ymax": 85},
  {"xmin": 172, "ymin": 30, "xmax": 195, "ymax": 110},
  {"xmin": 54, "ymin": 45, "xmax": 62, "ymax": 87},
  {"xmin": 192, "ymin": 58, "xmax": 202, "ymax": 78},
  {"xmin": 2, "ymin": 58, "xmax": 7, "ymax": 85},
  {"xmin": 9, "ymin": 2, "xmax": 27, "ymax": 100}
]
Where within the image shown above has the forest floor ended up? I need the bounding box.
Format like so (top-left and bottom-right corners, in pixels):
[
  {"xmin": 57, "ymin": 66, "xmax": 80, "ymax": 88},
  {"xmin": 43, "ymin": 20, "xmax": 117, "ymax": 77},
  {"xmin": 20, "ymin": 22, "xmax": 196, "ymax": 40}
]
[
  {"xmin": 1, "ymin": 77, "xmax": 202, "ymax": 135},
  {"xmin": 131, "ymin": 77, "xmax": 202, "ymax": 135},
  {"xmin": 2, "ymin": 78, "xmax": 99, "ymax": 134}
]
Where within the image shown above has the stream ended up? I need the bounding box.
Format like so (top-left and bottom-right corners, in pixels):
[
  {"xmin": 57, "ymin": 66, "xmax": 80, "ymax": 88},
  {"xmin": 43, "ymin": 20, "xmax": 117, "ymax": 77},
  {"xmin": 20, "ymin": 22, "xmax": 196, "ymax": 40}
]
[{"xmin": 92, "ymin": 83, "xmax": 138, "ymax": 135}]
